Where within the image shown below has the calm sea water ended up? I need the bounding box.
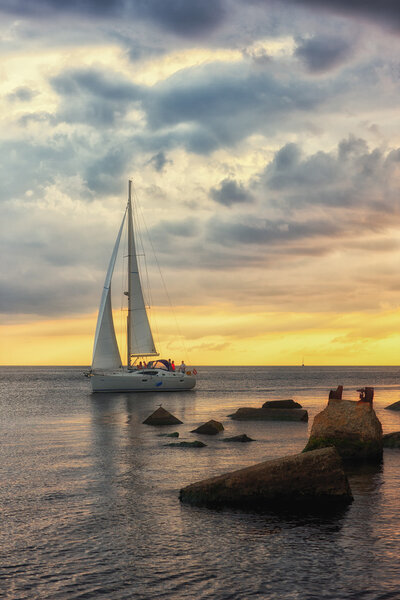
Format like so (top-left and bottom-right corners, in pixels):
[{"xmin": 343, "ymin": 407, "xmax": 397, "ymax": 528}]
[{"xmin": 1, "ymin": 366, "xmax": 400, "ymax": 600}]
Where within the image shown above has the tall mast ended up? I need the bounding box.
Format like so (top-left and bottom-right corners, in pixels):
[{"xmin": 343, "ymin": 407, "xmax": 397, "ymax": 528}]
[
  {"xmin": 127, "ymin": 179, "xmax": 133, "ymax": 368},
  {"xmin": 126, "ymin": 179, "xmax": 158, "ymax": 365}
]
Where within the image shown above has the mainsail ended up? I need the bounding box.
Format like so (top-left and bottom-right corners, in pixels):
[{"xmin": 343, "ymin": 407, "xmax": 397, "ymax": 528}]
[
  {"xmin": 91, "ymin": 211, "xmax": 126, "ymax": 370},
  {"xmin": 127, "ymin": 181, "xmax": 157, "ymax": 362}
]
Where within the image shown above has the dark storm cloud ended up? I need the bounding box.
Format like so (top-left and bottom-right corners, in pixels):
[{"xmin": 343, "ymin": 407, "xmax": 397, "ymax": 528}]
[
  {"xmin": 0, "ymin": 0, "xmax": 225, "ymax": 36},
  {"xmin": 7, "ymin": 86, "xmax": 37, "ymax": 102},
  {"xmin": 147, "ymin": 151, "xmax": 171, "ymax": 172},
  {"xmin": 265, "ymin": 142, "xmax": 340, "ymax": 190},
  {"xmin": 207, "ymin": 216, "xmax": 342, "ymax": 247},
  {"xmin": 50, "ymin": 69, "xmax": 142, "ymax": 127},
  {"xmin": 133, "ymin": 0, "xmax": 225, "ymax": 36},
  {"xmin": 84, "ymin": 146, "xmax": 134, "ymax": 195},
  {"xmin": 260, "ymin": 135, "xmax": 398, "ymax": 211},
  {"xmin": 47, "ymin": 63, "xmax": 334, "ymax": 154},
  {"xmin": 51, "ymin": 69, "xmax": 142, "ymax": 101},
  {"xmin": 210, "ymin": 178, "xmax": 253, "ymax": 206},
  {"xmin": 290, "ymin": 0, "xmax": 400, "ymax": 28},
  {"xmin": 295, "ymin": 35, "xmax": 354, "ymax": 72},
  {"xmin": 144, "ymin": 63, "xmax": 328, "ymax": 150}
]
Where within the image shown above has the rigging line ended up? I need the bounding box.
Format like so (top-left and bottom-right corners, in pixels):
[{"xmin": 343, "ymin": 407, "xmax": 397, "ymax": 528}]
[{"xmin": 132, "ymin": 185, "xmax": 191, "ymax": 364}]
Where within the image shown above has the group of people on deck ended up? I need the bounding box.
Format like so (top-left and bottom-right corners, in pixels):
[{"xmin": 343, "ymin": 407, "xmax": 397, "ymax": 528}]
[
  {"xmin": 134, "ymin": 359, "xmax": 186, "ymax": 373},
  {"xmin": 168, "ymin": 359, "xmax": 186, "ymax": 373}
]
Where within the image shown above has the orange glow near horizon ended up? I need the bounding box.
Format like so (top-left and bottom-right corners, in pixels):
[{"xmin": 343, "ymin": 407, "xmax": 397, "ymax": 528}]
[{"xmin": 1, "ymin": 305, "xmax": 400, "ymax": 366}]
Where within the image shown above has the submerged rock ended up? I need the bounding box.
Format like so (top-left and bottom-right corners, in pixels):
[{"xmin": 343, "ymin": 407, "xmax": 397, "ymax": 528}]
[
  {"xmin": 262, "ymin": 399, "xmax": 302, "ymax": 409},
  {"xmin": 303, "ymin": 399, "xmax": 383, "ymax": 461},
  {"xmin": 143, "ymin": 406, "xmax": 183, "ymax": 426},
  {"xmin": 384, "ymin": 401, "xmax": 400, "ymax": 411},
  {"xmin": 179, "ymin": 447, "xmax": 352, "ymax": 511},
  {"xmin": 230, "ymin": 407, "xmax": 308, "ymax": 422},
  {"xmin": 191, "ymin": 420, "xmax": 224, "ymax": 435},
  {"xmin": 383, "ymin": 432, "xmax": 400, "ymax": 448},
  {"xmin": 223, "ymin": 434, "xmax": 255, "ymax": 443},
  {"xmin": 166, "ymin": 440, "xmax": 206, "ymax": 448},
  {"xmin": 157, "ymin": 432, "xmax": 179, "ymax": 438}
]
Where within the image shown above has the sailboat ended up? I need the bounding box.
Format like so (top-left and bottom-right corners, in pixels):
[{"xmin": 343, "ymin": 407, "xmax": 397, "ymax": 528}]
[{"xmin": 88, "ymin": 181, "xmax": 197, "ymax": 393}]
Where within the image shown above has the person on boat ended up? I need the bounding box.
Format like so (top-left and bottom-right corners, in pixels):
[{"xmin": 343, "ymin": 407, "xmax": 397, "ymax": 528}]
[
  {"xmin": 168, "ymin": 359, "xmax": 172, "ymax": 371},
  {"xmin": 179, "ymin": 361, "xmax": 186, "ymax": 373},
  {"xmin": 138, "ymin": 361, "xmax": 143, "ymax": 369},
  {"xmin": 171, "ymin": 360, "xmax": 176, "ymax": 371}
]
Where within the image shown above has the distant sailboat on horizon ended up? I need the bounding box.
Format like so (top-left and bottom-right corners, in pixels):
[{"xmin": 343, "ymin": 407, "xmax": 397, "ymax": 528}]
[{"xmin": 88, "ymin": 181, "xmax": 196, "ymax": 393}]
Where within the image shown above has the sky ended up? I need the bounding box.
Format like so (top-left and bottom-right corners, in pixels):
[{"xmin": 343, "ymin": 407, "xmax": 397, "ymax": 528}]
[{"xmin": 2, "ymin": 0, "xmax": 400, "ymax": 365}]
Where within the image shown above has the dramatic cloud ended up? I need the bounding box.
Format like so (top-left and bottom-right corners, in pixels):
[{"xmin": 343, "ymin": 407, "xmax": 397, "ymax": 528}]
[
  {"xmin": 0, "ymin": 0, "xmax": 225, "ymax": 36},
  {"xmin": 147, "ymin": 151, "xmax": 171, "ymax": 172},
  {"xmin": 50, "ymin": 69, "xmax": 142, "ymax": 127},
  {"xmin": 7, "ymin": 86, "xmax": 37, "ymax": 102},
  {"xmin": 210, "ymin": 178, "xmax": 253, "ymax": 206},
  {"xmin": 3, "ymin": 0, "xmax": 400, "ymax": 365},
  {"xmin": 295, "ymin": 35, "xmax": 355, "ymax": 72},
  {"xmin": 291, "ymin": 0, "xmax": 400, "ymax": 30}
]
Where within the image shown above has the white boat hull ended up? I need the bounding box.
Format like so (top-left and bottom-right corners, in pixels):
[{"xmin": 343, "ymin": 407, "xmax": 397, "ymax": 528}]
[{"xmin": 91, "ymin": 369, "xmax": 196, "ymax": 393}]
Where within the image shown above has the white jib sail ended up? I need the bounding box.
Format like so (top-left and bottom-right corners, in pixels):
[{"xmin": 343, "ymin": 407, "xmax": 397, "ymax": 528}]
[
  {"xmin": 92, "ymin": 211, "xmax": 126, "ymax": 370},
  {"xmin": 127, "ymin": 189, "xmax": 157, "ymax": 357}
]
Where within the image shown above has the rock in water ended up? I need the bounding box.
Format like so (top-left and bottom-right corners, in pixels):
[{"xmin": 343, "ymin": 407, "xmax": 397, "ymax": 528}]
[
  {"xmin": 223, "ymin": 434, "xmax": 255, "ymax": 443},
  {"xmin": 383, "ymin": 432, "xmax": 400, "ymax": 448},
  {"xmin": 303, "ymin": 399, "xmax": 383, "ymax": 461},
  {"xmin": 191, "ymin": 420, "xmax": 224, "ymax": 435},
  {"xmin": 262, "ymin": 399, "xmax": 302, "ymax": 409},
  {"xmin": 179, "ymin": 447, "xmax": 352, "ymax": 511},
  {"xmin": 166, "ymin": 441, "xmax": 206, "ymax": 448},
  {"xmin": 143, "ymin": 406, "xmax": 183, "ymax": 426},
  {"xmin": 385, "ymin": 401, "xmax": 400, "ymax": 411},
  {"xmin": 157, "ymin": 432, "xmax": 179, "ymax": 438},
  {"xmin": 230, "ymin": 407, "xmax": 308, "ymax": 422}
]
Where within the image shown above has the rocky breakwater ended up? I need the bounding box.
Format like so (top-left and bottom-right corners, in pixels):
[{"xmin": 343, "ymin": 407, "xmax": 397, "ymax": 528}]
[
  {"xmin": 303, "ymin": 398, "xmax": 383, "ymax": 461},
  {"xmin": 230, "ymin": 399, "xmax": 308, "ymax": 422},
  {"xmin": 180, "ymin": 446, "xmax": 352, "ymax": 511}
]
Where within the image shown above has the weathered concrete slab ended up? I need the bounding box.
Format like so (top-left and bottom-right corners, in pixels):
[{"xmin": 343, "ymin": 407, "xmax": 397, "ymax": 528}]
[
  {"xmin": 303, "ymin": 399, "xmax": 383, "ymax": 461},
  {"xmin": 180, "ymin": 447, "xmax": 352, "ymax": 511},
  {"xmin": 230, "ymin": 407, "xmax": 308, "ymax": 422}
]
